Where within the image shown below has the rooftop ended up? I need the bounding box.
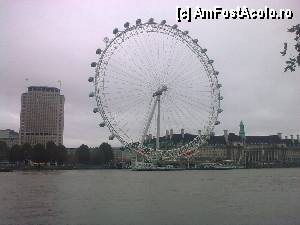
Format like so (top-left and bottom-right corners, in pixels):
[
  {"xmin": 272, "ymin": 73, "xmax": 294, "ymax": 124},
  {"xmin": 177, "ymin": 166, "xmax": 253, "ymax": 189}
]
[
  {"xmin": 0, "ymin": 129, "xmax": 19, "ymax": 139},
  {"xmin": 145, "ymin": 132, "xmax": 300, "ymax": 147},
  {"xmin": 27, "ymin": 86, "xmax": 60, "ymax": 93}
]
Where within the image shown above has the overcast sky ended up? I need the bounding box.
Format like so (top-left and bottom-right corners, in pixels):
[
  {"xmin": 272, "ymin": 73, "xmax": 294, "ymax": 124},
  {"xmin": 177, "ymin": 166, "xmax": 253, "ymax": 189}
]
[{"xmin": 1, "ymin": 0, "xmax": 299, "ymax": 148}]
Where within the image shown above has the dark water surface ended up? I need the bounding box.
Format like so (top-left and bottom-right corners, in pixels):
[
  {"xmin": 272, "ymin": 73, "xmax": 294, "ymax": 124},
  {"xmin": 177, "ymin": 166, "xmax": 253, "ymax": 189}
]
[{"xmin": 0, "ymin": 168, "xmax": 299, "ymax": 225}]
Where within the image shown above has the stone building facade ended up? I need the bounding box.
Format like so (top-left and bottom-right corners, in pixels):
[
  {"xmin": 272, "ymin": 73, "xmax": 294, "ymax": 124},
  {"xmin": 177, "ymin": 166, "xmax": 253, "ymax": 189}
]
[
  {"xmin": 111, "ymin": 122, "xmax": 300, "ymax": 168},
  {"xmin": 199, "ymin": 122, "xmax": 300, "ymax": 167}
]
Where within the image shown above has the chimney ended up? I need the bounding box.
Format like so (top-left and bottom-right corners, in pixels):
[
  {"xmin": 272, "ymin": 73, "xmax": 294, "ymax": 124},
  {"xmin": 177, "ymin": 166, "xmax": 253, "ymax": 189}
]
[
  {"xmin": 166, "ymin": 130, "xmax": 169, "ymax": 137},
  {"xmin": 181, "ymin": 128, "xmax": 184, "ymax": 139},
  {"xmin": 277, "ymin": 132, "xmax": 282, "ymax": 139},
  {"xmin": 170, "ymin": 129, "xmax": 173, "ymax": 139},
  {"xmin": 224, "ymin": 130, "xmax": 229, "ymax": 144},
  {"xmin": 291, "ymin": 135, "xmax": 294, "ymax": 141}
]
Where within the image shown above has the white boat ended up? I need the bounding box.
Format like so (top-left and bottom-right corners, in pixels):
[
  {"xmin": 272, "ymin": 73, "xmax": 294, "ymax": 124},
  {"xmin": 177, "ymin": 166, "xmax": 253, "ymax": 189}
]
[
  {"xmin": 131, "ymin": 162, "xmax": 183, "ymax": 171},
  {"xmin": 190, "ymin": 163, "xmax": 237, "ymax": 170}
]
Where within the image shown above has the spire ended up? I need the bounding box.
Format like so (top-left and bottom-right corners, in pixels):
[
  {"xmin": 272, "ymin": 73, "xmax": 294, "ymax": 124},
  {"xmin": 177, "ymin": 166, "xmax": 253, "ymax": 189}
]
[{"xmin": 239, "ymin": 120, "xmax": 246, "ymax": 140}]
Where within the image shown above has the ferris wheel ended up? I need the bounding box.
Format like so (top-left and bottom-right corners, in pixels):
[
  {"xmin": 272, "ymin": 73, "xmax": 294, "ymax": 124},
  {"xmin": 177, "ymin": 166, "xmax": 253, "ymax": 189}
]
[{"xmin": 88, "ymin": 18, "xmax": 223, "ymax": 159}]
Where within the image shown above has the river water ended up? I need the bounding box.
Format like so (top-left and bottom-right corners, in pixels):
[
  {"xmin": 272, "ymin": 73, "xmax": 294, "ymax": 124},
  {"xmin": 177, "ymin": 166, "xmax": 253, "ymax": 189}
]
[{"xmin": 0, "ymin": 168, "xmax": 299, "ymax": 225}]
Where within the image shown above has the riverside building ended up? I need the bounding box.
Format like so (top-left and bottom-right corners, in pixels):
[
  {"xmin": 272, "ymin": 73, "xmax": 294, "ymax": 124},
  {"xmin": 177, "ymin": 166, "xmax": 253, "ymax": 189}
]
[
  {"xmin": 19, "ymin": 86, "xmax": 65, "ymax": 146},
  {"xmin": 0, "ymin": 129, "xmax": 19, "ymax": 148},
  {"xmin": 141, "ymin": 121, "xmax": 300, "ymax": 167}
]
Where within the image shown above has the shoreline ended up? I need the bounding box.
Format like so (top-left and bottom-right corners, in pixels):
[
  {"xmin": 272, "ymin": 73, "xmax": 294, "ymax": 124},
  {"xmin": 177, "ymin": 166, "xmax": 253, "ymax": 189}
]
[{"xmin": 1, "ymin": 165, "xmax": 300, "ymax": 172}]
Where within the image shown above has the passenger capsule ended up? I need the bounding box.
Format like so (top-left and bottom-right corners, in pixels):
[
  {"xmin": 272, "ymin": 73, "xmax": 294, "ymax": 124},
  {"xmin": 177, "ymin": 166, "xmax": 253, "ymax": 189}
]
[
  {"xmin": 96, "ymin": 48, "xmax": 102, "ymax": 54},
  {"xmin": 193, "ymin": 39, "xmax": 198, "ymax": 43},
  {"xmin": 91, "ymin": 62, "xmax": 97, "ymax": 67},
  {"xmin": 136, "ymin": 18, "xmax": 142, "ymax": 25},
  {"xmin": 160, "ymin": 20, "xmax": 166, "ymax": 25},
  {"xmin": 103, "ymin": 37, "xmax": 110, "ymax": 44},
  {"xmin": 217, "ymin": 83, "xmax": 222, "ymax": 88},
  {"xmin": 89, "ymin": 92, "xmax": 95, "ymax": 97},
  {"xmin": 217, "ymin": 109, "xmax": 223, "ymax": 113},
  {"xmin": 148, "ymin": 18, "xmax": 154, "ymax": 23},
  {"xmin": 113, "ymin": 28, "xmax": 119, "ymax": 34},
  {"xmin": 183, "ymin": 30, "xmax": 189, "ymax": 35},
  {"xmin": 214, "ymin": 121, "xmax": 221, "ymax": 125},
  {"xmin": 109, "ymin": 134, "xmax": 115, "ymax": 140},
  {"xmin": 99, "ymin": 122, "xmax": 105, "ymax": 127},
  {"xmin": 93, "ymin": 107, "xmax": 99, "ymax": 113},
  {"xmin": 201, "ymin": 48, "xmax": 207, "ymax": 53},
  {"xmin": 88, "ymin": 77, "xmax": 94, "ymax": 82},
  {"xmin": 214, "ymin": 71, "xmax": 219, "ymax": 76},
  {"xmin": 124, "ymin": 22, "xmax": 130, "ymax": 28},
  {"xmin": 208, "ymin": 59, "xmax": 214, "ymax": 64},
  {"xmin": 172, "ymin": 24, "xmax": 178, "ymax": 29}
]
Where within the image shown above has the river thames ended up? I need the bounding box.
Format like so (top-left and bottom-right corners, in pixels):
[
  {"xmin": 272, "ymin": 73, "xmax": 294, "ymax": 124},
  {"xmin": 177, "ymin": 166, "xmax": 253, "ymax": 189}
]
[{"xmin": 0, "ymin": 168, "xmax": 299, "ymax": 225}]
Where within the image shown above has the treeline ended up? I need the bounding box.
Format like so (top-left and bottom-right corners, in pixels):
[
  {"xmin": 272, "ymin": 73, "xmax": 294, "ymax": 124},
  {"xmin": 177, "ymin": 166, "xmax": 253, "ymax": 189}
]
[
  {"xmin": 0, "ymin": 141, "xmax": 67, "ymax": 164},
  {"xmin": 74, "ymin": 143, "xmax": 113, "ymax": 165},
  {"xmin": 0, "ymin": 141, "xmax": 114, "ymax": 166}
]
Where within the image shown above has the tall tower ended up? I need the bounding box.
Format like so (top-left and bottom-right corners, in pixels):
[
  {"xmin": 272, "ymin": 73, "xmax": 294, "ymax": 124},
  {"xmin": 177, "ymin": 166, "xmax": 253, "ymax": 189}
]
[
  {"xmin": 239, "ymin": 120, "xmax": 246, "ymax": 141},
  {"xmin": 19, "ymin": 86, "xmax": 65, "ymax": 146}
]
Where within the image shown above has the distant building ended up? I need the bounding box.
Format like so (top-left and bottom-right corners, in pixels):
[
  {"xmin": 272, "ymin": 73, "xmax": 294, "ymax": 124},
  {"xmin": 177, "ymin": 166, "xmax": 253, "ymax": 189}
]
[
  {"xmin": 112, "ymin": 147, "xmax": 133, "ymax": 166},
  {"xmin": 239, "ymin": 120, "xmax": 246, "ymax": 141},
  {"xmin": 198, "ymin": 122, "xmax": 300, "ymax": 167},
  {"xmin": 19, "ymin": 86, "xmax": 65, "ymax": 146},
  {"xmin": 0, "ymin": 129, "xmax": 19, "ymax": 148},
  {"xmin": 143, "ymin": 124, "xmax": 300, "ymax": 167}
]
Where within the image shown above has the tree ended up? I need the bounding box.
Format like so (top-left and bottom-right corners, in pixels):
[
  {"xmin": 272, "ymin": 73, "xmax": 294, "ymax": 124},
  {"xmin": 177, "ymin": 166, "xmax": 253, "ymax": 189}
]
[
  {"xmin": 281, "ymin": 24, "xmax": 300, "ymax": 72},
  {"xmin": 91, "ymin": 147, "xmax": 105, "ymax": 164},
  {"xmin": 76, "ymin": 144, "xmax": 90, "ymax": 164},
  {"xmin": 32, "ymin": 144, "xmax": 46, "ymax": 163},
  {"xmin": 9, "ymin": 144, "xmax": 23, "ymax": 163},
  {"xmin": 57, "ymin": 144, "xmax": 67, "ymax": 164},
  {"xmin": 21, "ymin": 143, "xmax": 32, "ymax": 161},
  {"xmin": 100, "ymin": 142, "xmax": 114, "ymax": 163},
  {"xmin": 46, "ymin": 141, "xmax": 57, "ymax": 162},
  {"xmin": 0, "ymin": 141, "xmax": 9, "ymax": 161},
  {"xmin": 89, "ymin": 143, "xmax": 113, "ymax": 165}
]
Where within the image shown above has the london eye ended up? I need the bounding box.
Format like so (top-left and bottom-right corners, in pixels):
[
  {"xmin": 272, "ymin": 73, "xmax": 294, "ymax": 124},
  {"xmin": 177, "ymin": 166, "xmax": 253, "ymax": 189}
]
[{"xmin": 88, "ymin": 18, "xmax": 223, "ymax": 160}]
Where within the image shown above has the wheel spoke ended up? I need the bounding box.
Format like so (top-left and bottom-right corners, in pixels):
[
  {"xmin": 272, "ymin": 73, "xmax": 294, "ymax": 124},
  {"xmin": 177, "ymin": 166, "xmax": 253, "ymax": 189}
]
[{"xmin": 93, "ymin": 22, "xmax": 222, "ymax": 159}]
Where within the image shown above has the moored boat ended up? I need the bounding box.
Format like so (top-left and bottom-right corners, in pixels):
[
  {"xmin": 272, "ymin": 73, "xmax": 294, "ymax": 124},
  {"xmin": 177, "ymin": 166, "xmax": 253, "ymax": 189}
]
[
  {"xmin": 0, "ymin": 168, "xmax": 13, "ymax": 172},
  {"xmin": 131, "ymin": 162, "xmax": 184, "ymax": 171},
  {"xmin": 189, "ymin": 163, "xmax": 236, "ymax": 170}
]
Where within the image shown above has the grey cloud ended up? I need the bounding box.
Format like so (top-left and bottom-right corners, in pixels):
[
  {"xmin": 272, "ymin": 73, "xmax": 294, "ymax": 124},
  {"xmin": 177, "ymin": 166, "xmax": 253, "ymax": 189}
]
[{"xmin": 1, "ymin": 0, "xmax": 299, "ymax": 147}]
